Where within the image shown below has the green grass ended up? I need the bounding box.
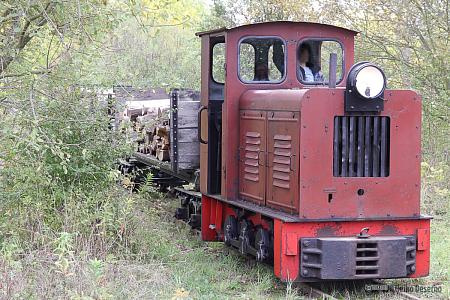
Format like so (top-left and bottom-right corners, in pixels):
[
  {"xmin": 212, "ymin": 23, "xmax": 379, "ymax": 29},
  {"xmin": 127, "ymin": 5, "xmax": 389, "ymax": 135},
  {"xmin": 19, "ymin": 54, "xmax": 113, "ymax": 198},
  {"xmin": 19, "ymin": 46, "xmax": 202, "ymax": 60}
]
[
  {"xmin": 1, "ymin": 188, "xmax": 449, "ymax": 299},
  {"xmin": 111, "ymin": 192, "xmax": 450, "ymax": 299}
]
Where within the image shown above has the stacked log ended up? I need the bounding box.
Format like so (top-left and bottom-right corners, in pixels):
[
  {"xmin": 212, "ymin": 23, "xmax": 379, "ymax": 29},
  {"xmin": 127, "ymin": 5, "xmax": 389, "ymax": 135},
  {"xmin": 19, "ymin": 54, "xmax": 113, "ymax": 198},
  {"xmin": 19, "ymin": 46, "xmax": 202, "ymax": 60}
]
[
  {"xmin": 131, "ymin": 105, "xmax": 171, "ymax": 161},
  {"xmin": 117, "ymin": 88, "xmax": 200, "ymax": 168},
  {"xmin": 150, "ymin": 125, "xmax": 170, "ymax": 161}
]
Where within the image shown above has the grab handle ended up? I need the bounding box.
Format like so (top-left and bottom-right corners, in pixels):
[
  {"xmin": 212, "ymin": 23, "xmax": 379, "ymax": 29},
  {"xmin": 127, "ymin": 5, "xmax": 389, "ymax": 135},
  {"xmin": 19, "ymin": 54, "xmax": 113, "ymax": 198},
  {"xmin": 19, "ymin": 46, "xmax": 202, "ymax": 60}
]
[{"xmin": 198, "ymin": 105, "xmax": 208, "ymax": 144}]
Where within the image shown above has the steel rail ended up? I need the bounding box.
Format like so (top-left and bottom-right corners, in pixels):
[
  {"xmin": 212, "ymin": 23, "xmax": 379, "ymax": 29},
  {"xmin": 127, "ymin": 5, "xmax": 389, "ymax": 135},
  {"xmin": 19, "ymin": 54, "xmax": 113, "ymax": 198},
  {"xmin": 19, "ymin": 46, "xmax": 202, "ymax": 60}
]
[{"xmin": 295, "ymin": 283, "xmax": 338, "ymax": 299}]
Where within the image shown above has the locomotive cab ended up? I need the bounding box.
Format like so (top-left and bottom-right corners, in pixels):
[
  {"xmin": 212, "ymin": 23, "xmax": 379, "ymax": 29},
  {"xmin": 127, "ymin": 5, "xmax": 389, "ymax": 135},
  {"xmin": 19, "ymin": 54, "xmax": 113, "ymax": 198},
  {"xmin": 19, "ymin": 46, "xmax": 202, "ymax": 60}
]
[{"xmin": 197, "ymin": 22, "xmax": 430, "ymax": 282}]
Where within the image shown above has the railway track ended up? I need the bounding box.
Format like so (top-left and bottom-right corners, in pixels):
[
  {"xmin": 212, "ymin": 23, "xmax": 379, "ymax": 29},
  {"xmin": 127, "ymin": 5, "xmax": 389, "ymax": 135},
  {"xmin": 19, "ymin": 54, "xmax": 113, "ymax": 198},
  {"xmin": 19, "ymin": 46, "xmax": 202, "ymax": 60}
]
[
  {"xmin": 299, "ymin": 279, "xmax": 425, "ymax": 300},
  {"xmin": 295, "ymin": 282, "xmax": 338, "ymax": 299},
  {"xmin": 294, "ymin": 280, "xmax": 423, "ymax": 300}
]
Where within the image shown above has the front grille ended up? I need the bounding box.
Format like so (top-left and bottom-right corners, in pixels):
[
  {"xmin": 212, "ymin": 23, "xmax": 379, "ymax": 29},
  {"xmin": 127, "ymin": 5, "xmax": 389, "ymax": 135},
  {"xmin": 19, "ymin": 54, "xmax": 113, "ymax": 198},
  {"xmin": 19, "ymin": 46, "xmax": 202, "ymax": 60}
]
[
  {"xmin": 333, "ymin": 116, "xmax": 390, "ymax": 177},
  {"xmin": 355, "ymin": 241, "xmax": 379, "ymax": 276}
]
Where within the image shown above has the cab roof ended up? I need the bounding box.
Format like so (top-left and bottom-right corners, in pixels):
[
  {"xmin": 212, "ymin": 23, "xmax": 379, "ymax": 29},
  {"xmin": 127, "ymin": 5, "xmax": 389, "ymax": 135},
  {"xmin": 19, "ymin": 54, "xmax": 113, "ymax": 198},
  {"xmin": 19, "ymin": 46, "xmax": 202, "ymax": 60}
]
[{"xmin": 195, "ymin": 21, "xmax": 358, "ymax": 36}]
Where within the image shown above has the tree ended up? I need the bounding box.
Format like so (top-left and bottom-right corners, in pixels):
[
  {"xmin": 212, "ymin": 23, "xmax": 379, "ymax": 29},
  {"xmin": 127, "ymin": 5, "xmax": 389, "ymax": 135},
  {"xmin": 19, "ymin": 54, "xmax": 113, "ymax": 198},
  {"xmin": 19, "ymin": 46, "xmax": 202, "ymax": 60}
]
[
  {"xmin": 0, "ymin": 0, "xmax": 205, "ymax": 252},
  {"xmin": 211, "ymin": 0, "xmax": 449, "ymax": 163},
  {"xmin": 90, "ymin": 0, "xmax": 206, "ymax": 88},
  {"xmin": 0, "ymin": 1, "xmax": 54, "ymax": 75}
]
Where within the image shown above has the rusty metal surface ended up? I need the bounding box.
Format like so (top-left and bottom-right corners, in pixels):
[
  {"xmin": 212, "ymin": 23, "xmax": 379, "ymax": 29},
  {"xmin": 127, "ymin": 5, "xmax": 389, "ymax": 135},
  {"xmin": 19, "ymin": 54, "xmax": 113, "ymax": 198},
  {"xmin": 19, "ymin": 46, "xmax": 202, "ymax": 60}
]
[
  {"xmin": 266, "ymin": 111, "xmax": 300, "ymax": 213},
  {"xmin": 239, "ymin": 89, "xmax": 306, "ymax": 111},
  {"xmin": 222, "ymin": 23, "xmax": 356, "ymax": 201},
  {"xmin": 207, "ymin": 193, "xmax": 303, "ymax": 222},
  {"xmin": 239, "ymin": 110, "xmax": 266, "ymax": 204},
  {"xmin": 205, "ymin": 193, "xmax": 430, "ymax": 223},
  {"xmin": 197, "ymin": 22, "xmax": 428, "ymax": 283},
  {"xmin": 199, "ymin": 33, "xmax": 225, "ymax": 195},
  {"xmin": 238, "ymin": 88, "xmax": 420, "ymax": 220},
  {"xmin": 299, "ymin": 88, "xmax": 421, "ymax": 219}
]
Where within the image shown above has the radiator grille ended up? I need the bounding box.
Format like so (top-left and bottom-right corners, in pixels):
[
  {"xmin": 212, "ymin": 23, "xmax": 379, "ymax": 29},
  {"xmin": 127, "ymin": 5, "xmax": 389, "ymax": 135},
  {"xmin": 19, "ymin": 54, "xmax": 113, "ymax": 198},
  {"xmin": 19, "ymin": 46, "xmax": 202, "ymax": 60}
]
[
  {"xmin": 272, "ymin": 134, "xmax": 292, "ymax": 189},
  {"xmin": 333, "ymin": 116, "xmax": 390, "ymax": 177},
  {"xmin": 243, "ymin": 132, "xmax": 261, "ymax": 182}
]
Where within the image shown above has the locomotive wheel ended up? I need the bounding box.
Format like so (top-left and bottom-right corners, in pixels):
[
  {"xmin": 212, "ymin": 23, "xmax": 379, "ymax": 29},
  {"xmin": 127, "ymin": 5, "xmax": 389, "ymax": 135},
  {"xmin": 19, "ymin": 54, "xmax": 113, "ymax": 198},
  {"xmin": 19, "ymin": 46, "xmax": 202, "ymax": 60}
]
[
  {"xmin": 255, "ymin": 228, "xmax": 270, "ymax": 262},
  {"xmin": 239, "ymin": 219, "xmax": 254, "ymax": 255},
  {"xmin": 223, "ymin": 215, "xmax": 238, "ymax": 246}
]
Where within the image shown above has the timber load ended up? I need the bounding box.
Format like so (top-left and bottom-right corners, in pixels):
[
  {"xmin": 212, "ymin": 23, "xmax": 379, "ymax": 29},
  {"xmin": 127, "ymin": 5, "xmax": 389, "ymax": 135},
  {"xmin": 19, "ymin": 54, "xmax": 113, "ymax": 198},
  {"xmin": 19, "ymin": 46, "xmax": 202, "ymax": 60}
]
[{"xmin": 122, "ymin": 88, "xmax": 200, "ymax": 173}]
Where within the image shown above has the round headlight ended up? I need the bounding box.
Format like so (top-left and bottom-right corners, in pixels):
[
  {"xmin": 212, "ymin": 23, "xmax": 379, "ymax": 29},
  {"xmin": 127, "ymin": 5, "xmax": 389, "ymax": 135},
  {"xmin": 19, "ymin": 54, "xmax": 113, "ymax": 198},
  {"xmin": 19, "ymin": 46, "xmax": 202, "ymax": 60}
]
[{"xmin": 348, "ymin": 62, "xmax": 386, "ymax": 99}]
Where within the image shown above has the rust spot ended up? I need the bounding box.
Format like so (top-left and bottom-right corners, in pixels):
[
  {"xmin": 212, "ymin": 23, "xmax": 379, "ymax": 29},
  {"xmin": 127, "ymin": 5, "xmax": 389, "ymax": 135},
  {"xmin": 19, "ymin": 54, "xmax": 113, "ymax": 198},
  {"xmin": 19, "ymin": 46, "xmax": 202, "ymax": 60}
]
[
  {"xmin": 316, "ymin": 225, "xmax": 338, "ymax": 237},
  {"xmin": 379, "ymin": 224, "xmax": 400, "ymax": 235}
]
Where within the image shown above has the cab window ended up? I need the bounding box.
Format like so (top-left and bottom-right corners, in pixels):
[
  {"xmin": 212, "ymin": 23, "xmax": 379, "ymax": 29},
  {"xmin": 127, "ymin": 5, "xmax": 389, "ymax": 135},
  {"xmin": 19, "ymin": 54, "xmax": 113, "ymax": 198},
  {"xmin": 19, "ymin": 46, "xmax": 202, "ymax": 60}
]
[
  {"xmin": 212, "ymin": 42, "xmax": 225, "ymax": 84},
  {"xmin": 239, "ymin": 37, "xmax": 285, "ymax": 83},
  {"xmin": 297, "ymin": 40, "xmax": 344, "ymax": 85}
]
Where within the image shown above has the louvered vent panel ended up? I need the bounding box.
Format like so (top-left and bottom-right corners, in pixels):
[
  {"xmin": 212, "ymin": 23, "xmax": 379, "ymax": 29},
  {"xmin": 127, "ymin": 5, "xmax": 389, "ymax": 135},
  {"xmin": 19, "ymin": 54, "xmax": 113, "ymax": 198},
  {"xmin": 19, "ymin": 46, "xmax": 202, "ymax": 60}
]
[
  {"xmin": 244, "ymin": 132, "xmax": 261, "ymax": 182},
  {"xmin": 273, "ymin": 134, "xmax": 292, "ymax": 189},
  {"xmin": 333, "ymin": 116, "xmax": 390, "ymax": 177}
]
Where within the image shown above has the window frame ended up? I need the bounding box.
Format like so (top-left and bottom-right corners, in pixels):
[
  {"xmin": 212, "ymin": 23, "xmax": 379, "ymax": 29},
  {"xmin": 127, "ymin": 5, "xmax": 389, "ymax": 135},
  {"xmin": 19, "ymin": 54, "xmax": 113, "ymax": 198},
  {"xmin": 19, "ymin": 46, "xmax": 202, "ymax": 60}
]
[
  {"xmin": 296, "ymin": 38, "xmax": 345, "ymax": 86},
  {"xmin": 237, "ymin": 36, "xmax": 287, "ymax": 84},
  {"xmin": 211, "ymin": 41, "xmax": 226, "ymax": 85}
]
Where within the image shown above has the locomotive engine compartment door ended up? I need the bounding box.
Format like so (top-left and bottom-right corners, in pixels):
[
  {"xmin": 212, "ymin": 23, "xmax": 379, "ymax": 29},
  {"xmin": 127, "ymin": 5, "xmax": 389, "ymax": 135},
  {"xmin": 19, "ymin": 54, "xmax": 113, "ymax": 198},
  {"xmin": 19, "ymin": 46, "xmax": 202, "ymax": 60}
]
[
  {"xmin": 239, "ymin": 110, "xmax": 267, "ymax": 205},
  {"xmin": 267, "ymin": 111, "xmax": 300, "ymax": 213},
  {"xmin": 238, "ymin": 109, "xmax": 300, "ymax": 213}
]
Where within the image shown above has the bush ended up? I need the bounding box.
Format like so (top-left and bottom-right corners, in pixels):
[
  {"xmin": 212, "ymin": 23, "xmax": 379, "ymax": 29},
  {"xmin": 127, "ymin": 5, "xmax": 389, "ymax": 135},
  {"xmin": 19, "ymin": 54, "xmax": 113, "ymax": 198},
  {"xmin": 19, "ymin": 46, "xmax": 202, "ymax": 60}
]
[{"xmin": 0, "ymin": 79, "xmax": 134, "ymax": 255}]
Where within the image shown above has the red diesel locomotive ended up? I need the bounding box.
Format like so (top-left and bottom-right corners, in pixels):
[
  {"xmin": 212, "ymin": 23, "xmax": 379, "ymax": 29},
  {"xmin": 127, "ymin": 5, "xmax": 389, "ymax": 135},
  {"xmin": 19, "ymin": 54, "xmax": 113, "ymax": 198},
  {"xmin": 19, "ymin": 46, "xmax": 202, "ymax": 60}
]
[{"xmin": 195, "ymin": 21, "xmax": 430, "ymax": 282}]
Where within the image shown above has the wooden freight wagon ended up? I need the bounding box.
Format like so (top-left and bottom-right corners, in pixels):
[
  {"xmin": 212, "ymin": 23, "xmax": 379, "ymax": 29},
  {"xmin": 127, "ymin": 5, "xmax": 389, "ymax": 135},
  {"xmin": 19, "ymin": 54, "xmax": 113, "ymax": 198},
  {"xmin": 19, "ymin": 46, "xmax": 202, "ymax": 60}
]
[{"xmin": 131, "ymin": 89, "xmax": 201, "ymax": 183}]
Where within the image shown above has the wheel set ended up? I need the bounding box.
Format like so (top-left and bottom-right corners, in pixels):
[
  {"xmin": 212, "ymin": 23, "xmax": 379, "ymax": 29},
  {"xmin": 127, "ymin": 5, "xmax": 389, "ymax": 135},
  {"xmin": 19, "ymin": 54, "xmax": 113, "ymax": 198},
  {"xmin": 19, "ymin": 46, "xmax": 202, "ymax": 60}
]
[{"xmin": 223, "ymin": 215, "xmax": 272, "ymax": 263}]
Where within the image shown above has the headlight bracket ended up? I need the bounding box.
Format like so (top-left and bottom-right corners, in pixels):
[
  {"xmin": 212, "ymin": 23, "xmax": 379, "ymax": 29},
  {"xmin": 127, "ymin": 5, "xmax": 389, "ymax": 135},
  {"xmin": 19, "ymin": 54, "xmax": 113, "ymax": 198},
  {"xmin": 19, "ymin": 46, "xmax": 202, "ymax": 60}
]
[{"xmin": 345, "ymin": 62, "xmax": 386, "ymax": 113}]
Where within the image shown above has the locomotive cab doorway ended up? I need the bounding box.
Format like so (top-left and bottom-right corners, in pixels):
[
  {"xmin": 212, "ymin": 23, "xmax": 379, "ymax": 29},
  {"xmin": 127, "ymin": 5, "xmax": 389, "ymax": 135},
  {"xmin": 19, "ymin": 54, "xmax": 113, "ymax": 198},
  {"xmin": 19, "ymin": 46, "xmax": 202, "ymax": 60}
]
[{"xmin": 199, "ymin": 34, "xmax": 225, "ymax": 195}]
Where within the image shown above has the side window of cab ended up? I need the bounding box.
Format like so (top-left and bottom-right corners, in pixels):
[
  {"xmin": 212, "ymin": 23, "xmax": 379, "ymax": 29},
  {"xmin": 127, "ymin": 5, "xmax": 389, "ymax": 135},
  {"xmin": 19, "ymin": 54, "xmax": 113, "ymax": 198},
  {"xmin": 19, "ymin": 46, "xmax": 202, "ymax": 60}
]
[
  {"xmin": 212, "ymin": 42, "xmax": 225, "ymax": 84},
  {"xmin": 297, "ymin": 40, "xmax": 344, "ymax": 85},
  {"xmin": 239, "ymin": 37, "xmax": 286, "ymax": 83}
]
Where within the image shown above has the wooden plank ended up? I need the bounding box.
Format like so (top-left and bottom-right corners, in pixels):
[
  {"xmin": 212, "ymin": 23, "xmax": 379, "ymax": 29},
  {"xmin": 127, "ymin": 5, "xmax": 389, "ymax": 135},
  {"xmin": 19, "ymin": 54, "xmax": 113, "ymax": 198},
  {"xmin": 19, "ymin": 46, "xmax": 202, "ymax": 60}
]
[
  {"xmin": 179, "ymin": 162, "xmax": 200, "ymax": 170},
  {"xmin": 178, "ymin": 154, "xmax": 200, "ymax": 164},
  {"xmin": 178, "ymin": 115, "xmax": 199, "ymax": 128},
  {"xmin": 177, "ymin": 90, "xmax": 200, "ymax": 102},
  {"xmin": 177, "ymin": 129, "xmax": 198, "ymax": 142},
  {"xmin": 177, "ymin": 100, "xmax": 200, "ymax": 110},
  {"xmin": 178, "ymin": 142, "xmax": 199, "ymax": 154}
]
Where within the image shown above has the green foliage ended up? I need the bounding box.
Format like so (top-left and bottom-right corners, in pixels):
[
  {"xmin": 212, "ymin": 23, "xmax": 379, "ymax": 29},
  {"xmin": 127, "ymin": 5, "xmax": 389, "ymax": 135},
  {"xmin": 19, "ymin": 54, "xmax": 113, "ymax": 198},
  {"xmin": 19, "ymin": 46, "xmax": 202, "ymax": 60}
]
[
  {"xmin": 93, "ymin": 21, "xmax": 202, "ymax": 88},
  {"xmin": 89, "ymin": 0, "xmax": 207, "ymax": 89},
  {"xmin": 54, "ymin": 232, "xmax": 75, "ymax": 275},
  {"xmin": 0, "ymin": 0, "xmax": 213, "ymax": 272},
  {"xmin": 0, "ymin": 0, "xmax": 133, "ymax": 256},
  {"xmin": 0, "ymin": 70, "xmax": 133, "ymax": 245}
]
